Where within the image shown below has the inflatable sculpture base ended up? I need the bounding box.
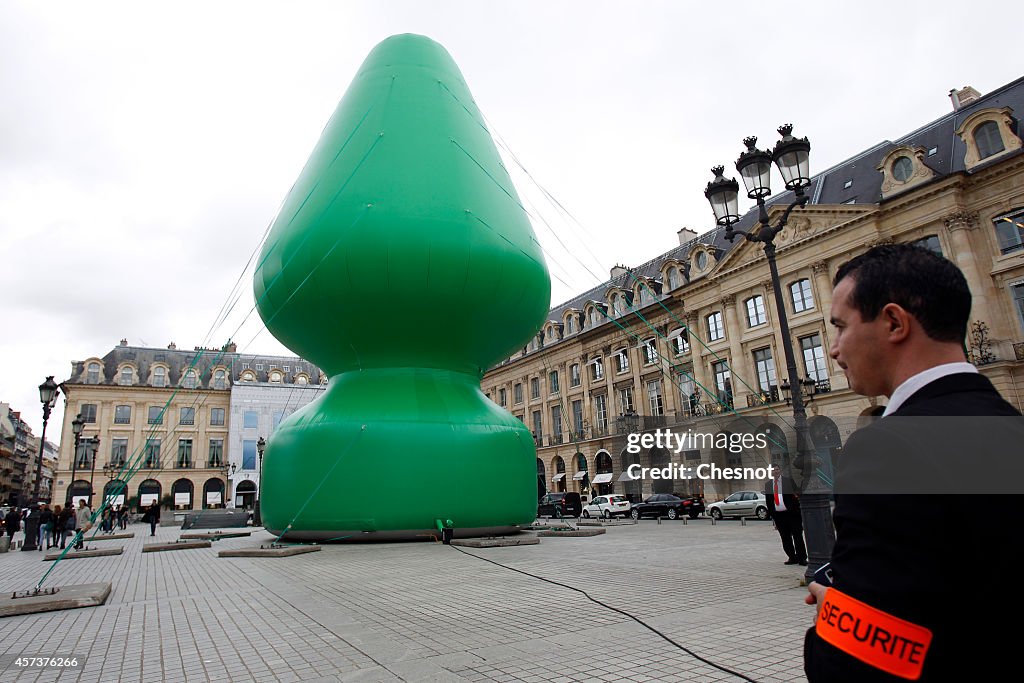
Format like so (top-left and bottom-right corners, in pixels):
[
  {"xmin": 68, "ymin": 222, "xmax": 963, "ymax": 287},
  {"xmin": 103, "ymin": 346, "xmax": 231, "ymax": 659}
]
[{"xmin": 254, "ymin": 34, "xmax": 551, "ymax": 541}]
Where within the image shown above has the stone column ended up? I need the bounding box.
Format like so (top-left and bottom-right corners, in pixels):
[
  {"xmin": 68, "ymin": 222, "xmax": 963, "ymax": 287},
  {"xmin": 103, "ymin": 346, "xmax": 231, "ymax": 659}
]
[
  {"xmin": 721, "ymin": 294, "xmax": 746, "ymax": 405},
  {"xmin": 943, "ymin": 211, "xmax": 992, "ymax": 331}
]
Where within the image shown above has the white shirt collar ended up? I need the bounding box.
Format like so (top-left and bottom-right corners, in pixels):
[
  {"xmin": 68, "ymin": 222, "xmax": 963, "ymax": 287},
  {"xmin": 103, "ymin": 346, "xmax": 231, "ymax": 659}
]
[{"xmin": 882, "ymin": 362, "xmax": 978, "ymax": 416}]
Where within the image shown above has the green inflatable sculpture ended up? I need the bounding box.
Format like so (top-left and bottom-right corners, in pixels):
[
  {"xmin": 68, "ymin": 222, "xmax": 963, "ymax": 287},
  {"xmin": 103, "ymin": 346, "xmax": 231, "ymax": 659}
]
[{"xmin": 253, "ymin": 34, "xmax": 551, "ymax": 540}]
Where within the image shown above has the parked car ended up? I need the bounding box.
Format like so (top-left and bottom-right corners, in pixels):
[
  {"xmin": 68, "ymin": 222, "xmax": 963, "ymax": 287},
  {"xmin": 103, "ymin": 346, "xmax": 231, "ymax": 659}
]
[
  {"xmin": 707, "ymin": 490, "xmax": 769, "ymax": 520},
  {"xmin": 537, "ymin": 492, "xmax": 582, "ymax": 518},
  {"xmin": 629, "ymin": 493, "xmax": 704, "ymax": 520},
  {"xmin": 581, "ymin": 494, "xmax": 631, "ymax": 519}
]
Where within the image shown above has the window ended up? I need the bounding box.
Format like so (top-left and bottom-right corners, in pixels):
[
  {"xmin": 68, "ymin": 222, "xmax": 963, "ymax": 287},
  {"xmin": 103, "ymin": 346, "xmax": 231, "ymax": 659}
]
[
  {"xmin": 617, "ymin": 385, "xmax": 634, "ymax": 414},
  {"xmin": 891, "ymin": 156, "xmax": 913, "ymax": 182},
  {"xmin": 498, "ymin": 388, "xmax": 507, "ymax": 407},
  {"xmin": 177, "ymin": 439, "xmax": 193, "ymax": 468},
  {"xmin": 647, "ymin": 379, "xmax": 664, "ymax": 416},
  {"xmin": 530, "ymin": 377, "xmax": 540, "ymax": 399},
  {"xmin": 707, "ymin": 312, "xmax": 724, "ymax": 341},
  {"xmin": 672, "ymin": 329, "xmax": 690, "ymax": 355},
  {"xmin": 843, "ymin": 179, "xmax": 853, "ymax": 189},
  {"xmin": 549, "ymin": 370, "xmax": 560, "ymax": 394},
  {"xmin": 209, "ymin": 439, "xmax": 224, "ymax": 467},
  {"xmin": 153, "ymin": 366, "xmax": 166, "ymax": 387},
  {"xmin": 119, "ymin": 367, "xmax": 133, "ymax": 386},
  {"xmin": 111, "ymin": 438, "xmax": 128, "ymax": 467},
  {"xmin": 87, "ymin": 362, "xmax": 101, "ymax": 384},
  {"xmin": 641, "ymin": 339, "xmax": 657, "ymax": 365},
  {"xmin": 565, "ymin": 316, "xmax": 575, "ymax": 335},
  {"xmin": 928, "ymin": 146, "xmax": 938, "ymax": 156},
  {"xmin": 712, "ymin": 360, "xmax": 731, "ymax": 399},
  {"xmin": 695, "ymin": 251, "xmax": 708, "ymax": 270},
  {"xmin": 745, "ymin": 295, "xmax": 766, "ymax": 327},
  {"xmin": 179, "ymin": 407, "xmax": 195, "ymax": 425},
  {"xmin": 910, "ymin": 235, "xmax": 942, "ymax": 254},
  {"xmin": 800, "ymin": 333, "xmax": 828, "ymax": 382},
  {"xmin": 677, "ymin": 371, "xmax": 695, "ymax": 407},
  {"xmin": 753, "ymin": 347, "xmax": 777, "ymax": 392},
  {"xmin": 114, "ymin": 405, "xmax": 131, "ymax": 424},
  {"xmin": 975, "ymin": 121, "xmax": 1005, "ymax": 160},
  {"xmin": 610, "ymin": 293, "xmax": 622, "ymax": 317},
  {"xmin": 513, "ymin": 383, "xmax": 523, "ymax": 404},
  {"xmin": 242, "ymin": 440, "xmax": 257, "ymax": 470},
  {"xmin": 994, "ymin": 209, "xmax": 1024, "ymax": 255},
  {"xmin": 210, "ymin": 407, "xmax": 225, "ymax": 426},
  {"xmin": 283, "ymin": 365, "xmax": 290, "ymax": 372},
  {"xmin": 255, "ymin": 364, "xmax": 264, "ymax": 370},
  {"xmin": 532, "ymin": 411, "xmax": 543, "ymax": 441},
  {"xmin": 148, "ymin": 406, "xmax": 164, "ymax": 425},
  {"xmin": 666, "ymin": 266, "xmax": 679, "ymax": 290},
  {"xmin": 1012, "ymin": 284, "xmax": 1024, "ymax": 330},
  {"xmin": 591, "ymin": 358, "xmax": 604, "ymax": 381},
  {"xmin": 182, "ymin": 370, "xmax": 198, "ymax": 389},
  {"xmin": 213, "ymin": 370, "xmax": 227, "ymax": 390},
  {"xmin": 588, "ymin": 306, "xmax": 600, "ymax": 327},
  {"xmin": 614, "ymin": 350, "xmax": 630, "ymax": 374},
  {"xmin": 790, "ymin": 279, "xmax": 814, "ymax": 312},
  {"xmin": 594, "ymin": 394, "xmax": 608, "ymax": 432},
  {"xmin": 81, "ymin": 404, "xmax": 97, "ymax": 423},
  {"xmin": 76, "ymin": 441, "xmax": 92, "ymax": 468},
  {"xmin": 571, "ymin": 400, "xmax": 584, "ymax": 436},
  {"xmin": 272, "ymin": 410, "xmax": 285, "ymax": 431},
  {"xmin": 240, "ymin": 370, "xmax": 256, "ymax": 382},
  {"xmin": 243, "ymin": 410, "xmax": 258, "ymax": 429},
  {"xmin": 295, "ymin": 374, "xmax": 308, "ymax": 385},
  {"xmin": 143, "ymin": 439, "xmax": 161, "ymax": 469},
  {"xmin": 551, "ymin": 405, "xmax": 563, "ymax": 439},
  {"xmin": 570, "ymin": 363, "xmax": 581, "ymax": 387},
  {"xmin": 269, "ymin": 371, "xmax": 283, "ymax": 383}
]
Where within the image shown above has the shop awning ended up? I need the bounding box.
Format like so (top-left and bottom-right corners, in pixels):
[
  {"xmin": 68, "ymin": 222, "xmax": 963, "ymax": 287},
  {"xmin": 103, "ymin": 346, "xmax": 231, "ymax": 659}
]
[
  {"xmin": 618, "ymin": 471, "xmax": 638, "ymax": 482},
  {"xmin": 591, "ymin": 473, "xmax": 614, "ymax": 484},
  {"xmin": 572, "ymin": 471, "xmax": 588, "ymax": 480},
  {"xmin": 551, "ymin": 473, "xmax": 566, "ymax": 482}
]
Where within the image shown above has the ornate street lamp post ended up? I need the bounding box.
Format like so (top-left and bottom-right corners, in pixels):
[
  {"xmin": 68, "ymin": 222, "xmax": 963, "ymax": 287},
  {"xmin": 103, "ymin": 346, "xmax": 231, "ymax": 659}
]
[
  {"xmin": 704, "ymin": 125, "xmax": 835, "ymax": 578},
  {"xmin": 223, "ymin": 462, "xmax": 236, "ymax": 509},
  {"xmin": 254, "ymin": 436, "xmax": 265, "ymax": 526},
  {"xmin": 23, "ymin": 376, "xmax": 60, "ymax": 551},
  {"xmin": 66, "ymin": 413, "xmax": 84, "ymax": 507}
]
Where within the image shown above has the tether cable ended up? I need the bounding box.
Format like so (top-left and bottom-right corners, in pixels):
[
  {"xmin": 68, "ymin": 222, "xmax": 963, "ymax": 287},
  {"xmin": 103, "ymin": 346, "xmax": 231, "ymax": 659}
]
[{"xmin": 450, "ymin": 544, "xmax": 760, "ymax": 683}]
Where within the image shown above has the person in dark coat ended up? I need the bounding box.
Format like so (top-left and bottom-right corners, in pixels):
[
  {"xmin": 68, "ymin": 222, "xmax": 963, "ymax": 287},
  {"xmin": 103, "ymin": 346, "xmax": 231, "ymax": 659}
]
[
  {"xmin": 144, "ymin": 500, "xmax": 161, "ymax": 537},
  {"xmin": 764, "ymin": 471, "xmax": 806, "ymax": 565},
  {"xmin": 804, "ymin": 244, "xmax": 1024, "ymax": 681},
  {"xmin": 4, "ymin": 508, "xmax": 20, "ymax": 538}
]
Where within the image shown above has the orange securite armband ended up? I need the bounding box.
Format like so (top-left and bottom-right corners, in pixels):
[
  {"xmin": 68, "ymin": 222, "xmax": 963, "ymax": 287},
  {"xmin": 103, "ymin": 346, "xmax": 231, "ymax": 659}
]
[{"xmin": 815, "ymin": 587, "xmax": 933, "ymax": 681}]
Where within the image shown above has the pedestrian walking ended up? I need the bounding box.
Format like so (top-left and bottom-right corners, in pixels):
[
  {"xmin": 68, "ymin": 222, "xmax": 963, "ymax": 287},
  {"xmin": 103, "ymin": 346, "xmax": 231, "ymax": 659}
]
[
  {"xmin": 144, "ymin": 500, "xmax": 160, "ymax": 537},
  {"xmin": 74, "ymin": 499, "xmax": 92, "ymax": 550},
  {"xmin": 38, "ymin": 503, "xmax": 54, "ymax": 549}
]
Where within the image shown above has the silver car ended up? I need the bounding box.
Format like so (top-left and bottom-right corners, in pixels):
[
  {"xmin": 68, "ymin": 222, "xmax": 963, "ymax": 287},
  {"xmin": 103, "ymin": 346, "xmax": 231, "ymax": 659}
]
[{"xmin": 707, "ymin": 490, "xmax": 769, "ymax": 520}]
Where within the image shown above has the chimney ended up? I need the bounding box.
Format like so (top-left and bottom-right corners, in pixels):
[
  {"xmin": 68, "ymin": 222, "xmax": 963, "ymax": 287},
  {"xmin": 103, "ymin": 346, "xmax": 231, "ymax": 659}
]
[
  {"xmin": 610, "ymin": 264, "xmax": 629, "ymax": 280},
  {"xmin": 168, "ymin": 342, "xmax": 177, "ymax": 350},
  {"xmin": 677, "ymin": 227, "xmax": 698, "ymax": 245},
  {"xmin": 120, "ymin": 338, "xmax": 128, "ymax": 346},
  {"xmin": 223, "ymin": 341, "xmax": 238, "ymax": 353},
  {"xmin": 949, "ymin": 85, "xmax": 982, "ymax": 111}
]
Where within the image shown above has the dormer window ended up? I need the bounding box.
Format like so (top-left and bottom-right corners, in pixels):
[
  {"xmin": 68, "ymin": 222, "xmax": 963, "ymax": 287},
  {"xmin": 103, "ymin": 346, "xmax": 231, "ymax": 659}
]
[
  {"xmin": 695, "ymin": 251, "xmax": 708, "ymax": 270},
  {"xmin": 975, "ymin": 121, "xmax": 1005, "ymax": 160},
  {"xmin": 182, "ymin": 369, "xmax": 198, "ymax": 389},
  {"xmin": 153, "ymin": 366, "xmax": 166, "ymax": 388},
  {"xmin": 119, "ymin": 366, "xmax": 133, "ymax": 386},
  {"xmin": 213, "ymin": 369, "xmax": 227, "ymax": 390},
  {"xmin": 565, "ymin": 315, "xmax": 575, "ymax": 335},
  {"xmin": 240, "ymin": 370, "xmax": 256, "ymax": 382},
  {"xmin": 87, "ymin": 362, "xmax": 101, "ymax": 384},
  {"xmin": 891, "ymin": 156, "xmax": 913, "ymax": 182},
  {"xmin": 270, "ymin": 371, "xmax": 282, "ymax": 383},
  {"xmin": 666, "ymin": 266, "xmax": 679, "ymax": 290}
]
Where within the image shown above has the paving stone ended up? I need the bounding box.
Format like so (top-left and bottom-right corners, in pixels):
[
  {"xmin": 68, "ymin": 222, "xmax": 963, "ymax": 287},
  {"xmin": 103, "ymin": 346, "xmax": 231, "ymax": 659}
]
[
  {"xmin": 449, "ymin": 537, "xmax": 540, "ymax": 548},
  {"xmin": 141, "ymin": 540, "xmax": 212, "ymax": 552}
]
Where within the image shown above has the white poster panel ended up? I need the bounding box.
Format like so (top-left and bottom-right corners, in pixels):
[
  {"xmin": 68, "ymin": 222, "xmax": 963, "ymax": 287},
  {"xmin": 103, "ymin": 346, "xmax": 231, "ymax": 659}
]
[
  {"xmin": 174, "ymin": 492, "xmax": 191, "ymax": 507},
  {"xmin": 106, "ymin": 495, "xmax": 126, "ymax": 507},
  {"xmin": 140, "ymin": 493, "xmax": 158, "ymax": 506},
  {"xmin": 72, "ymin": 495, "xmax": 90, "ymax": 507},
  {"xmin": 206, "ymin": 492, "xmax": 222, "ymax": 504}
]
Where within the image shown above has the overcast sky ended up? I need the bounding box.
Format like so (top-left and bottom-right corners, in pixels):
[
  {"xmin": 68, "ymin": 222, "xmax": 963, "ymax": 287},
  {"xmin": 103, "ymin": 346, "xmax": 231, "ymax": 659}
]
[{"xmin": 1, "ymin": 0, "xmax": 1020, "ymax": 435}]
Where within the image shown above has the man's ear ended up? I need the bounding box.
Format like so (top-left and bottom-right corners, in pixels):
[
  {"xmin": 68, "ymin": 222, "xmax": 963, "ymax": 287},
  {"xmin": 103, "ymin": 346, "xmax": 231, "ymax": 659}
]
[{"xmin": 881, "ymin": 303, "xmax": 912, "ymax": 342}]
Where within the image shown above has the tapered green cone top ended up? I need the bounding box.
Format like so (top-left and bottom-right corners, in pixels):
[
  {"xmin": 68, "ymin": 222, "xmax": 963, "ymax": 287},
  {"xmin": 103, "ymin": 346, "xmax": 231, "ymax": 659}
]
[
  {"xmin": 253, "ymin": 35, "xmax": 550, "ymax": 540},
  {"xmin": 254, "ymin": 33, "xmax": 550, "ymax": 376}
]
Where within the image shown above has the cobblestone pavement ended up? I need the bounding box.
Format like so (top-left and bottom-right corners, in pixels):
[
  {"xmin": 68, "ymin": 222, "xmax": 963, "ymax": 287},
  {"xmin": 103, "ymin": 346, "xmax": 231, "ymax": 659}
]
[{"xmin": 0, "ymin": 518, "xmax": 811, "ymax": 682}]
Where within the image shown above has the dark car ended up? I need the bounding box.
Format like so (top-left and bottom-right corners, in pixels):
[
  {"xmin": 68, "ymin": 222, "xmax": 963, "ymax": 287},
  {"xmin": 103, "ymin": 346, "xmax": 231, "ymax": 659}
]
[
  {"xmin": 537, "ymin": 492, "xmax": 582, "ymax": 519},
  {"xmin": 629, "ymin": 493, "xmax": 705, "ymax": 520}
]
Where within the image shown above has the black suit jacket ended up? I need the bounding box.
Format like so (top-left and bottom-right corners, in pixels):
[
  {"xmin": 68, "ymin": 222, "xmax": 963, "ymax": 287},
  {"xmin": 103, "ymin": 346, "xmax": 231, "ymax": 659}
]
[
  {"xmin": 805, "ymin": 373, "xmax": 1023, "ymax": 682},
  {"xmin": 764, "ymin": 476, "xmax": 800, "ymax": 518}
]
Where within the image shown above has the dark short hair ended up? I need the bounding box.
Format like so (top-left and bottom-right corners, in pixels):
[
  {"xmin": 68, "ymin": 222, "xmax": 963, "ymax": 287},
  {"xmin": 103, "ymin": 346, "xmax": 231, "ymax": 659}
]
[{"xmin": 833, "ymin": 243, "xmax": 971, "ymax": 343}]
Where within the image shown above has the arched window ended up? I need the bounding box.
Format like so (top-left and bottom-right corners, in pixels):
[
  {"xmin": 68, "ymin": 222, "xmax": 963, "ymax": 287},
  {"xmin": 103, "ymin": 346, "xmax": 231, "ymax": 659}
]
[
  {"xmin": 87, "ymin": 362, "xmax": 101, "ymax": 384},
  {"xmin": 203, "ymin": 478, "xmax": 225, "ymax": 509},
  {"xmin": 138, "ymin": 479, "xmax": 161, "ymax": 507},
  {"xmin": 269, "ymin": 370, "xmax": 282, "ymax": 383},
  {"xmin": 240, "ymin": 370, "xmax": 256, "ymax": 382},
  {"xmin": 565, "ymin": 314, "xmax": 575, "ymax": 335},
  {"xmin": 182, "ymin": 370, "xmax": 198, "ymax": 389},
  {"xmin": 213, "ymin": 369, "xmax": 227, "ymax": 390},
  {"xmin": 153, "ymin": 366, "xmax": 167, "ymax": 387},
  {"xmin": 172, "ymin": 478, "xmax": 194, "ymax": 510},
  {"xmin": 974, "ymin": 120, "xmax": 1005, "ymax": 160},
  {"xmin": 295, "ymin": 373, "xmax": 309, "ymax": 385},
  {"xmin": 119, "ymin": 366, "xmax": 133, "ymax": 386},
  {"xmin": 666, "ymin": 267, "xmax": 679, "ymax": 290}
]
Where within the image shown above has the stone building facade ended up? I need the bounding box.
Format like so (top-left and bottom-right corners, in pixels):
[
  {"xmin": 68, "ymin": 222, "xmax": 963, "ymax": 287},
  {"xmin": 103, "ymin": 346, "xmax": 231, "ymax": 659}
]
[{"xmin": 483, "ymin": 77, "xmax": 1024, "ymax": 504}]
